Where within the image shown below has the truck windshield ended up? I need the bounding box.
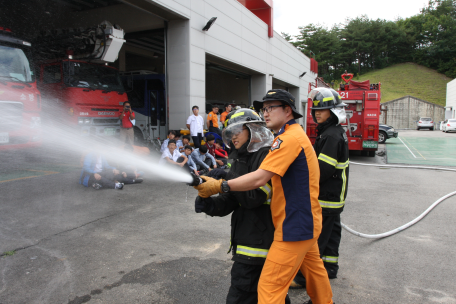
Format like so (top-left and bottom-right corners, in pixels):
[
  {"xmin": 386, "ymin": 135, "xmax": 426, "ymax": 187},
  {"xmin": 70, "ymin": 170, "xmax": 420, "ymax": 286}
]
[
  {"xmin": 0, "ymin": 44, "xmax": 34, "ymax": 82},
  {"xmin": 63, "ymin": 61, "xmax": 124, "ymax": 92}
]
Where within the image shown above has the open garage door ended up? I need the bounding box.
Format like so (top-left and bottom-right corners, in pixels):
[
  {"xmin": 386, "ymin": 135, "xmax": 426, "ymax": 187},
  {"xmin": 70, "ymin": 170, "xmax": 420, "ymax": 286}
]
[
  {"xmin": 206, "ymin": 61, "xmax": 251, "ymax": 115},
  {"xmin": 1, "ymin": 0, "xmax": 173, "ymax": 142}
]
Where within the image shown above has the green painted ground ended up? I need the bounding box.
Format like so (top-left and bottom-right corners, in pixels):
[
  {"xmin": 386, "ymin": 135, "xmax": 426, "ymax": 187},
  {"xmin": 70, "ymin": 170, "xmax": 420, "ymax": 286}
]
[{"xmin": 386, "ymin": 136, "xmax": 456, "ymax": 167}]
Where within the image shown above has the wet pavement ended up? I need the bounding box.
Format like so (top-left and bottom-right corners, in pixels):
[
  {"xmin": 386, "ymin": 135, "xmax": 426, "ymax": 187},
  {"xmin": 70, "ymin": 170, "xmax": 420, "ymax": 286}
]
[{"xmin": 0, "ymin": 141, "xmax": 455, "ymax": 304}]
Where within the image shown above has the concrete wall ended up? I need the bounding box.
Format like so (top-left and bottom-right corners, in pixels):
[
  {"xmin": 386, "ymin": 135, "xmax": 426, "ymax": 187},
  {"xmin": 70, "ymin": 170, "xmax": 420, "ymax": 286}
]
[
  {"xmin": 446, "ymin": 78, "xmax": 456, "ymax": 119},
  {"xmin": 162, "ymin": 0, "xmax": 313, "ymax": 128},
  {"xmin": 380, "ymin": 96, "xmax": 445, "ymax": 129}
]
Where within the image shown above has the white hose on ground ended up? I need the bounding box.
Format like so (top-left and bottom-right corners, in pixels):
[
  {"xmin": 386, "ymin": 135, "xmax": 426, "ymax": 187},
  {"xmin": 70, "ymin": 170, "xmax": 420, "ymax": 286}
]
[{"xmin": 342, "ymin": 161, "xmax": 456, "ymax": 239}]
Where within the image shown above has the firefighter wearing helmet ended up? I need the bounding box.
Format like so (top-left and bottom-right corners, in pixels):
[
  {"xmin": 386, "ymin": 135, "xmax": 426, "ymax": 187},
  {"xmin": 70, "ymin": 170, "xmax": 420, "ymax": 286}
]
[
  {"xmin": 194, "ymin": 108, "xmax": 292, "ymax": 303},
  {"xmin": 194, "ymin": 89, "xmax": 335, "ymax": 304},
  {"xmin": 291, "ymin": 87, "xmax": 350, "ymax": 289}
]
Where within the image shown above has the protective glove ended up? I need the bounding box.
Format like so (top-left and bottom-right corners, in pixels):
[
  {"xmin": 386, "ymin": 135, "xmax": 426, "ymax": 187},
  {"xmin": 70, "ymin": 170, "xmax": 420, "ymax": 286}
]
[
  {"xmin": 195, "ymin": 196, "xmax": 206, "ymax": 213},
  {"xmin": 193, "ymin": 176, "xmax": 224, "ymax": 198}
]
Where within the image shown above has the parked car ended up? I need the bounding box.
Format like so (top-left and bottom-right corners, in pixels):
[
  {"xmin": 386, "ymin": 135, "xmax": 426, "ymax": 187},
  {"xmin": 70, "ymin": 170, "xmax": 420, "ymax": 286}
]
[
  {"xmin": 379, "ymin": 124, "xmax": 398, "ymax": 143},
  {"xmin": 442, "ymin": 119, "xmax": 456, "ymax": 133},
  {"xmin": 416, "ymin": 117, "xmax": 434, "ymax": 130}
]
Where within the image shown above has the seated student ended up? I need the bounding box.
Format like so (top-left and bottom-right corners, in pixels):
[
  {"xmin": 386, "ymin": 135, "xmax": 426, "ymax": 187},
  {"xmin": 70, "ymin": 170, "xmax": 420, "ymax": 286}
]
[
  {"xmin": 160, "ymin": 130, "xmax": 176, "ymax": 153},
  {"xmin": 205, "ymin": 134, "xmax": 216, "ymax": 157},
  {"xmin": 79, "ymin": 150, "xmax": 126, "ymax": 190},
  {"xmin": 214, "ymin": 139, "xmax": 230, "ymax": 168},
  {"xmin": 117, "ymin": 144, "xmax": 146, "ymax": 183},
  {"xmin": 175, "ymin": 131, "xmax": 183, "ymax": 147},
  {"xmin": 159, "ymin": 139, "xmax": 190, "ymax": 171},
  {"xmin": 191, "ymin": 145, "xmax": 217, "ymax": 174},
  {"xmin": 182, "ymin": 145, "xmax": 199, "ymax": 176},
  {"xmin": 178, "ymin": 135, "xmax": 191, "ymax": 153}
]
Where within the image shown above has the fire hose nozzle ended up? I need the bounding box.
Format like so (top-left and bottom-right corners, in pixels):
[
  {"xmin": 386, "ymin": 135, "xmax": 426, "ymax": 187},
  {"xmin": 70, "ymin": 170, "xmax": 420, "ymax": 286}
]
[{"xmin": 187, "ymin": 173, "xmax": 205, "ymax": 186}]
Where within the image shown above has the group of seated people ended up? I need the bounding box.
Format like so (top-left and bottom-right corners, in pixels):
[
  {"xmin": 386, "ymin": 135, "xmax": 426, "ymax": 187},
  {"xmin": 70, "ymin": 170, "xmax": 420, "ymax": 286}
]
[
  {"xmin": 78, "ymin": 130, "xmax": 231, "ymax": 191},
  {"xmin": 159, "ymin": 130, "xmax": 230, "ymax": 176},
  {"xmin": 79, "ymin": 143, "xmax": 147, "ymax": 190}
]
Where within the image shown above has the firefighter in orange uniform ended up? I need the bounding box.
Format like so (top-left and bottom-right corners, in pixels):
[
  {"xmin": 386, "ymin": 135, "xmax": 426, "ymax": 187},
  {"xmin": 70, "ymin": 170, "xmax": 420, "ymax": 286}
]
[{"xmin": 194, "ymin": 89, "xmax": 334, "ymax": 304}]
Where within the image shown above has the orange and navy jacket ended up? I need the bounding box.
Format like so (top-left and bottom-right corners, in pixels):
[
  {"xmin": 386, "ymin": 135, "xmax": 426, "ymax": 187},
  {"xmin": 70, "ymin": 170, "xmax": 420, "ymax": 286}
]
[
  {"xmin": 259, "ymin": 119, "xmax": 322, "ymax": 242},
  {"xmin": 207, "ymin": 111, "xmax": 219, "ymax": 128}
]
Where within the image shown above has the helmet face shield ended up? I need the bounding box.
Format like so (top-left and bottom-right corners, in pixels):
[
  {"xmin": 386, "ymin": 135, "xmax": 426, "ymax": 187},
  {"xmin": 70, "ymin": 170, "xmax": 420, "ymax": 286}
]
[
  {"xmin": 222, "ymin": 121, "xmax": 274, "ymax": 153},
  {"xmin": 246, "ymin": 123, "xmax": 274, "ymax": 153},
  {"xmin": 222, "ymin": 122, "xmax": 246, "ymax": 146}
]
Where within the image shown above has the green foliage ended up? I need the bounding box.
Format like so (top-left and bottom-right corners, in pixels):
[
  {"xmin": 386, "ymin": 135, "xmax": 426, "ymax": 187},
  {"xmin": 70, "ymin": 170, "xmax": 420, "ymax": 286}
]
[
  {"xmin": 357, "ymin": 62, "xmax": 451, "ymax": 105},
  {"xmin": 291, "ymin": 0, "xmax": 456, "ymax": 80}
]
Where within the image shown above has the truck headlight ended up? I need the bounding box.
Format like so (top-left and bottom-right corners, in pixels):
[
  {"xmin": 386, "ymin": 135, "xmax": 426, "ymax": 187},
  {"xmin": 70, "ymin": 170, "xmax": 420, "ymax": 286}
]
[
  {"xmin": 78, "ymin": 118, "xmax": 84, "ymax": 124},
  {"xmin": 84, "ymin": 118, "xmax": 91, "ymax": 124}
]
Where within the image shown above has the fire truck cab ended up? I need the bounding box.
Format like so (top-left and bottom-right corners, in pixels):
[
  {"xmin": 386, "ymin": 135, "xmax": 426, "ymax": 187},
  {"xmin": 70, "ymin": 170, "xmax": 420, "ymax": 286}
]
[
  {"xmin": 35, "ymin": 21, "xmax": 127, "ymax": 137},
  {"xmin": 307, "ymin": 73, "xmax": 381, "ymax": 156},
  {"xmin": 0, "ymin": 27, "xmax": 41, "ymax": 150}
]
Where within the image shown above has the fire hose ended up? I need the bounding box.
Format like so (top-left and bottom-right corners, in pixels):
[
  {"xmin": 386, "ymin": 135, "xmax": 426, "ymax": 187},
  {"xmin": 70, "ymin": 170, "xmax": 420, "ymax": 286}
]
[{"xmin": 342, "ymin": 161, "xmax": 456, "ymax": 239}]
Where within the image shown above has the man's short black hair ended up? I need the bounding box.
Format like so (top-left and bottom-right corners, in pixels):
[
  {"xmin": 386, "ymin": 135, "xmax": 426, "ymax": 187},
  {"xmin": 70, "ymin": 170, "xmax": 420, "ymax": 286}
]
[
  {"xmin": 225, "ymin": 103, "xmax": 231, "ymax": 109},
  {"xmin": 183, "ymin": 135, "xmax": 191, "ymax": 141},
  {"xmin": 123, "ymin": 101, "xmax": 130, "ymax": 106},
  {"xmin": 168, "ymin": 130, "xmax": 176, "ymax": 136},
  {"xmin": 192, "ymin": 105, "xmax": 199, "ymax": 110},
  {"xmin": 206, "ymin": 134, "xmax": 215, "ymax": 142},
  {"xmin": 184, "ymin": 145, "xmax": 193, "ymax": 151},
  {"xmin": 212, "ymin": 105, "xmax": 219, "ymax": 109},
  {"xmin": 215, "ymin": 139, "xmax": 223, "ymax": 146},
  {"xmin": 199, "ymin": 145, "xmax": 208, "ymax": 153},
  {"xmin": 168, "ymin": 139, "xmax": 176, "ymax": 146}
]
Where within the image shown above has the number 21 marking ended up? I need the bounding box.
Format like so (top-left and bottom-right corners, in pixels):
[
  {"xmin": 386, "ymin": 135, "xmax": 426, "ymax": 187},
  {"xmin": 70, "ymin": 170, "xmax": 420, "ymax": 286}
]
[{"xmin": 340, "ymin": 92, "xmax": 349, "ymax": 99}]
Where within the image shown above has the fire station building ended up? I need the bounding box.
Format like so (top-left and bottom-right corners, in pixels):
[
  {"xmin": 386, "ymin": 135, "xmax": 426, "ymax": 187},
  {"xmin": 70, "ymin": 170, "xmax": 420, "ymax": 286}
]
[{"xmin": 6, "ymin": 0, "xmax": 315, "ymax": 138}]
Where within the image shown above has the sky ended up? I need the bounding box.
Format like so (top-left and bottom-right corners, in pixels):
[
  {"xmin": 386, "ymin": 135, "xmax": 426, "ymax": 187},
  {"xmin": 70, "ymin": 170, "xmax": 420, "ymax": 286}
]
[{"xmin": 273, "ymin": 0, "xmax": 429, "ymax": 38}]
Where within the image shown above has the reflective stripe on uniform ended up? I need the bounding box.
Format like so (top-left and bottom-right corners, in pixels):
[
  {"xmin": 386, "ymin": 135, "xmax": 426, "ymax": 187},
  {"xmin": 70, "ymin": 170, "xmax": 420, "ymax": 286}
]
[
  {"xmin": 335, "ymin": 160, "xmax": 349, "ymax": 169},
  {"xmin": 340, "ymin": 167, "xmax": 347, "ymax": 203},
  {"xmin": 319, "ymin": 200, "xmax": 345, "ymax": 208},
  {"xmin": 321, "ymin": 255, "xmax": 338, "ymax": 263},
  {"xmin": 318, "ymin": 153, "xmax": 337, "ymax": 167},
  {"xmin": 236, "ymin": 245, "xmax": 269, "ymax": 258},
  {"xmin": 259, "ymin": 183, "xmax": 272, "ymax": 205}
]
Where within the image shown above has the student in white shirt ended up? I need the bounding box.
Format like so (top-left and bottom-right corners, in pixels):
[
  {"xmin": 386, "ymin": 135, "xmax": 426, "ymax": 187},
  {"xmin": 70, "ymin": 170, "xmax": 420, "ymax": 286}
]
[
  {"xmin": 160, "ymin": 130, "xmax": 177, "ymax": 153},
  {"xmin": 159, "ymin": 140, "xmax": 190, "ymax": 172},
  {"xmin": 186, "ymin": 105, "xmax": 204, "ymax": 149}
]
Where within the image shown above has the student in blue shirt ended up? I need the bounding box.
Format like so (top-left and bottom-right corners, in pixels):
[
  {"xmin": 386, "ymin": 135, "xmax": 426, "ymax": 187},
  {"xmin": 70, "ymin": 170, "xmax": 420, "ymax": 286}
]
[{"xmin": 191, "ymin": 145, "xmax": 217, "ymax": 174}]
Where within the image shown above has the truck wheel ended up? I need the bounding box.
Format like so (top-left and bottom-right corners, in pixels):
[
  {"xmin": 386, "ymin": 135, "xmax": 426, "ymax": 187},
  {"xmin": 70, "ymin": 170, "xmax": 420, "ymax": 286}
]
[
  {"xmin": 369, "ymin": 151, "xmax": 376, "ymax": 157},
  {"xmin": 378, "ymin": 131, "xmax": 387, "ymax": 144},
  {"xmin": 430, "ymin": 127, "xmax": 434, "ymax": 131}
]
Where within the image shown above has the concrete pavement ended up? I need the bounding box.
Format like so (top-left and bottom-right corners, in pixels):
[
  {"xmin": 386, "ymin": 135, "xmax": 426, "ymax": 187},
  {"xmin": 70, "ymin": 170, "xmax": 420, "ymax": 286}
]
[{"xmin": 0, "ymin": 135, "xmax": 455, "ymax": 303}]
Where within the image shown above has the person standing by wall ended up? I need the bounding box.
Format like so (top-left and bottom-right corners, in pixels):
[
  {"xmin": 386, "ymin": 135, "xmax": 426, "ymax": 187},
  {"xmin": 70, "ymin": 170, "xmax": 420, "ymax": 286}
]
[
  {"xmin": 194, "ymin": 89, "xmax": 334, "ymax": 304},
  {"xmin": 207, "ymin": 105, "xmax": 222, "ymax": 136},
  {"xmin": 119, "ymin": 101, "xmax": 135, "ymax": 144},
  {"xmin": 220, "ymin": 103, "xmax": 232, "ymax": 127},
  {"xmin": 187, "ymin": 105, "xmax": 204, "ymax": 149}
]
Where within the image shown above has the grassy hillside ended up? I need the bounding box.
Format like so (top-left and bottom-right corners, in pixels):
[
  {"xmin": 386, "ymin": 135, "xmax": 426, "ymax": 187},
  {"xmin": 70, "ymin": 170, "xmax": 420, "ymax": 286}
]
[{"xmin": 344, "ymin": 63, "xmax": 452, "ymax": 106}]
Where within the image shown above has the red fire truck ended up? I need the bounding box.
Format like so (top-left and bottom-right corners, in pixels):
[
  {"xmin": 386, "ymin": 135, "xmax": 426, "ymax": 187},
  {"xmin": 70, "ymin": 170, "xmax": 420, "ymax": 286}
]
[
  {"xmin": 0, "ymin": 27, "xmax": 41, "ymax": 150},
  {"xmin": 35, "ymin": 21, "xmax": 127, "ymax": 137},
  {"xmin": 307, "ymin": 73, "xmax": 381, "ymax": 156}
]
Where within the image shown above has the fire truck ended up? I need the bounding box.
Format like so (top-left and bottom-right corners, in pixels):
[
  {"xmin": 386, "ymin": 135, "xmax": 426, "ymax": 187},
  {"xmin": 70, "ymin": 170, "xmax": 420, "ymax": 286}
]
[
  {"xmin": 307, "ymin": 73, "xmax": 381, "ymax": 156},
  {"xmin": 34, "ymin": 21, "xmax": 127, "ymax": 137},
  {"xmin": 0, "ymin": 27, "xmax": 41, "ymax": 150}
]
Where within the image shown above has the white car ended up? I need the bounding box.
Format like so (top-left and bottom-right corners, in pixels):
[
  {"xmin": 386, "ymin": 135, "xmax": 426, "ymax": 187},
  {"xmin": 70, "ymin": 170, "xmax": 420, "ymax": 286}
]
[
  {"xmin": 442, "ymin": 119, "xmax": 456, "ymax": 133},
  {"xmin": 416, "ymin": 117, "xmax": 434, "ymax": 130}
]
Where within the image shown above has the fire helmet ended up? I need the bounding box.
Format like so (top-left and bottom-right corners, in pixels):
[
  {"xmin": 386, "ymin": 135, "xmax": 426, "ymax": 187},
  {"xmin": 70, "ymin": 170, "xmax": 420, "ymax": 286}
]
[
  {"xmin": 222, "ymin": 108, "xmax": 274, "ymax": 153},
  {"xmin": 308, "ymin": 88, "xmax": 347, "ymax": 125}
]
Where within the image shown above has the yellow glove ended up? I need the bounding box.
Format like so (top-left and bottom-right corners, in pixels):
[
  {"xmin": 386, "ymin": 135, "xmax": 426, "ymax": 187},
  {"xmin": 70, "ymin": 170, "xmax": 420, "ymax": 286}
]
[{"xmin": 193, "ymin": 176, "xmax": 224, "ymax": 198}]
